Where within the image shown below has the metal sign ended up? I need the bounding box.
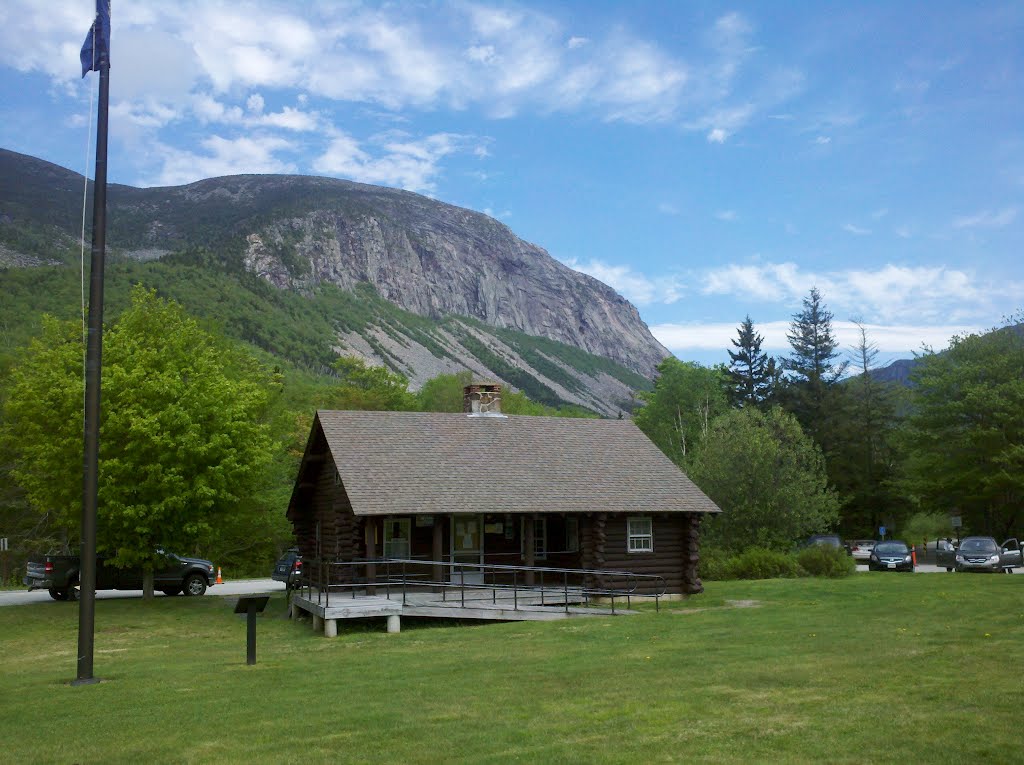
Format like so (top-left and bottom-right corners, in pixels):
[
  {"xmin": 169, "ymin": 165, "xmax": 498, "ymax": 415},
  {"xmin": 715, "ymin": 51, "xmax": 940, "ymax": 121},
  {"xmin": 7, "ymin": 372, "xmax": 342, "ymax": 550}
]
[
  {"xmin": 878, "ymin": 526, "xmax": 886, "ymax": 537},
  {"xmin": 951, "ymin": 516, "xmax": 962, "ymax": 528},
  {"xmin": 0, "ymin": 537, "xmax": 7, "ymax": 551}
]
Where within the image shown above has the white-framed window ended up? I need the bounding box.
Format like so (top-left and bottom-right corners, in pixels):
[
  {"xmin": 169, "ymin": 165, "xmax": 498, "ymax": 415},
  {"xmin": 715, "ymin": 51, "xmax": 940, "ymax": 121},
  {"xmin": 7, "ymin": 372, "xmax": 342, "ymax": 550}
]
[
  {"xmin": 521, "ymin": 517, "xmax": 547, "ymax": 560},
  {"xmin": 565, "ymin": 517, "xmax": 579, "ymax": 553},
  {"xmin": 627, "ymin": 516, "xmax": 653, "ymax": 553}
]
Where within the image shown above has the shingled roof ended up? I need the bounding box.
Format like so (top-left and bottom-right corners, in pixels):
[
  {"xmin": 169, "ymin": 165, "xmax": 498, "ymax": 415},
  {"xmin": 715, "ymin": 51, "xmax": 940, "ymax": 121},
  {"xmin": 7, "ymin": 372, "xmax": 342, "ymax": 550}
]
[{"xmin": 294, "ymin": 410, "xmax": 720, "ymax": 517}]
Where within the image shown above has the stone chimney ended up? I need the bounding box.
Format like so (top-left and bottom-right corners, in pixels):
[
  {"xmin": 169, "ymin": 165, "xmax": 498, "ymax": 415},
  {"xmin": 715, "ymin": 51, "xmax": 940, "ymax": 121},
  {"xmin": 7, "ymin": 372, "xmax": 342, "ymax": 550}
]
[{"xmin": 463, "ymin": 383, "xmax": 504, "ymax": 417}]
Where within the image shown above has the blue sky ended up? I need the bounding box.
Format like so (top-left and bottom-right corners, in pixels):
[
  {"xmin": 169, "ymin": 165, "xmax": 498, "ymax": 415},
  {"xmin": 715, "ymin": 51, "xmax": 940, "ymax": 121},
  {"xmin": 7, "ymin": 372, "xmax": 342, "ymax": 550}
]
[{"xmin": 1, "ymin": 1, "xmax": 1021, "ymax": 368}]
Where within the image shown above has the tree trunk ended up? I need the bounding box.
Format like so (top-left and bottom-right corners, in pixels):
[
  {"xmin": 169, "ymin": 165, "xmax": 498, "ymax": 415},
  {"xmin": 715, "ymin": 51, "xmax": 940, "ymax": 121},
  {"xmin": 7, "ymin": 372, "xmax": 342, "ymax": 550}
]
[{"xmin": 143, "ymin": 567, "xmax": 154, "ymax": 600}]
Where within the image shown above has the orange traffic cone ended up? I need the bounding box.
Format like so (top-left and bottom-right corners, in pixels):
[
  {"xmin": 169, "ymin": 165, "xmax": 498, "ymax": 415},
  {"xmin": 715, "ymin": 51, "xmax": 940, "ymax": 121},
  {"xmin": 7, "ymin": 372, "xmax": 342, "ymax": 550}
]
[{"xmin": 216, "ymin": 567, "xmax": 224, "ymax": 585}]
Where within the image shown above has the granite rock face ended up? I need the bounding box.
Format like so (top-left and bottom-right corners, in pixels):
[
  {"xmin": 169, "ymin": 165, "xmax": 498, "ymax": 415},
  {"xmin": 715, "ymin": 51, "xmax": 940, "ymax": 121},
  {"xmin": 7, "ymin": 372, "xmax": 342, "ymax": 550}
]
[
  {"xmin": 233, "ymin": 183, "xmax": 669, "ymax": 376},
  {"xmin": 0, "ymin": 150, "xmax": 670, "ymax": 379}
]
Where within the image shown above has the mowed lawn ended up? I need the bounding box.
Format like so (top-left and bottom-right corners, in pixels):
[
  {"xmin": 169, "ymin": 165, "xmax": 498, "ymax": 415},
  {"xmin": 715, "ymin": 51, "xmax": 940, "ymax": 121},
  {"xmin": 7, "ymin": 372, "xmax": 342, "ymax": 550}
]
[{"xmin": 1, "ymin": 574, "xmax": 1021, "ymax": 764}]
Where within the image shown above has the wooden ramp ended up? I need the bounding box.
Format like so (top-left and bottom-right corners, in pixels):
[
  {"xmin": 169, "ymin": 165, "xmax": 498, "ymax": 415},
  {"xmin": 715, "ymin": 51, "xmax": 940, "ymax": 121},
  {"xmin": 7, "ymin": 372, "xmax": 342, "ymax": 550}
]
[{"xmin": 290, "ymin": 588, "xmax": 635, "ymax": 636}]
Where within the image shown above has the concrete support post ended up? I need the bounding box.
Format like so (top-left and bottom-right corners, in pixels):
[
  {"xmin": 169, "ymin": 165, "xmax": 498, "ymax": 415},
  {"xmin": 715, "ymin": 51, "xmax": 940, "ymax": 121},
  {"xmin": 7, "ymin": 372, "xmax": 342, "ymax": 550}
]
[
  {"xmin": 325, "ymin": 619, "xmax": 338, "ymax": 638},
  {"xmin": 312, "ymin": 613, "xmax": 323, "ymax": 633},
  {"xmin": 387, "ymin": 614, "xmax": 401, "ymax": 634}
]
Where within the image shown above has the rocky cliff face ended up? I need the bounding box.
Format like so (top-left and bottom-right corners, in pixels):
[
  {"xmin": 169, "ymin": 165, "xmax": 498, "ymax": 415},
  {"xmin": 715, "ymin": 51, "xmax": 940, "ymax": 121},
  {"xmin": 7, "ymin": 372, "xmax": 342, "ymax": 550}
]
[
  {"xmin": 228, "ymin": 177, "xmax": 668, "ymax": 376},
  {"xmin": 1, "ymin": 150, "xmax": 670, "ymax": 380}
]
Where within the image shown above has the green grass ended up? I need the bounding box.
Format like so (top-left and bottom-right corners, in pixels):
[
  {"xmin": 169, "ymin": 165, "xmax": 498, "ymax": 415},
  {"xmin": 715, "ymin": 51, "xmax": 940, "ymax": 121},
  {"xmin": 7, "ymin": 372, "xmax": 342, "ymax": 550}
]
[{"xmin": 1, "ymin": 574, "xmax": 1021, "ymax": 763}]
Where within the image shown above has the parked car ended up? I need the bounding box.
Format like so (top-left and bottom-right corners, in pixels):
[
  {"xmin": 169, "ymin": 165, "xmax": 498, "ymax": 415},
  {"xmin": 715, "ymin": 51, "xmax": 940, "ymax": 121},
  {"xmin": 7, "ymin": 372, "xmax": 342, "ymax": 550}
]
[
  {"xmin": 868, "ymin": 540, "xmax": 914, "ymax": 572},
  {"xmin": 944, "ymin": 536, "xmax": 1023, "ymax": 573},
  {"xmin": 803, "ymin": 534, "xmax": 852, "ymax": 555},
  {"xmin": 272, "ymin": 548, "xmax": 303, "ymax": 589},
  {"xmin": 24, "ymin": 550, "xmax": 216, "ymax": 600},
  {"xmin": 850, "ymin": 539, "xmax": 876, "ymax": 561}
]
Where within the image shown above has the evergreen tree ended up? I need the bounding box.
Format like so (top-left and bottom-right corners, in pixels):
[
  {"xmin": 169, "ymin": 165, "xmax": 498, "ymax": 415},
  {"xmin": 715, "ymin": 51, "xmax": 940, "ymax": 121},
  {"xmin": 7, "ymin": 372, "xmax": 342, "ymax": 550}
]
[
  {"xmin": 727, "ymin": 315, "xmax": 777, "ymax": 408},
  {"xmin": 783, "ymin": 287, "xmax": 848, "ymax": 445}
]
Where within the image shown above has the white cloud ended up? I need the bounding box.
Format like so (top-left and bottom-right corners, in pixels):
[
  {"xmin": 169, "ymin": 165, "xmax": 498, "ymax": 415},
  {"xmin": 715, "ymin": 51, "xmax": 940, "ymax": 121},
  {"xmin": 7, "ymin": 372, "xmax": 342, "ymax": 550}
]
[
  {"xmin": 564, "ymin": 258, "xmax": 685, "ymax": 306},
  {"xmin": 815, "ymin": 135, "xmax": 831, "ymax": 145},
  {"xmin": 314, "ymin": 131, "xmax": 470, "ymax": 193},
  {"xmin": 147, "ymin": 135, "xmax": 297, "ymax": 186},
  {"xmin": 716, "ymin": 209, "xmax": 737, "ymax": 221},
  {"xmin": 567, "ymin": 36, "xmax": 589, "ymax": 50},
  {"xmin": 952, "ymin": 207, "xmax": 1018, "ymax": 228},
  {"xmin": 650, "ymin": 320, "xmax": 985, "ymax": 355},
  {"xmin": 658, "ymin": 202, "xmax": 680, "ymax": 216},
  {"xmin": 707, "ymin": 128, "xmax": 728, "ymax": 143},
  {"xmin": 246, "ymin": 94, "xmax": 265, "ymax": 114},
  {"xmin": 842, "ymin": 223, "xmax": 871, "ymax": 235},
  {"xmin": 698, "ymin": 261, "xmax": 1023, "ymax": 325}
]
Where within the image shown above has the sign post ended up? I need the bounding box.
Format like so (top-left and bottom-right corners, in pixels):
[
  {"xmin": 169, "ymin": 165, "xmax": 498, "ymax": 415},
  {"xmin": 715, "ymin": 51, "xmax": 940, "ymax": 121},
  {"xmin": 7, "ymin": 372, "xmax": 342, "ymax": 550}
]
[{"xmin": 234, "ymin": 595, "xmax": 271, "ymax": 666}]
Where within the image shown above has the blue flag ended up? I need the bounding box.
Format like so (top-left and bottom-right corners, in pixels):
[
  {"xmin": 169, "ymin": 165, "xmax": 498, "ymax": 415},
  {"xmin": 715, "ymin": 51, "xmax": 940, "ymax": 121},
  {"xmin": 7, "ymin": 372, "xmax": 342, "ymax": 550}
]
[{"xmin": 80, "ymin": 0, "xmax": 111, "ymax": 77}]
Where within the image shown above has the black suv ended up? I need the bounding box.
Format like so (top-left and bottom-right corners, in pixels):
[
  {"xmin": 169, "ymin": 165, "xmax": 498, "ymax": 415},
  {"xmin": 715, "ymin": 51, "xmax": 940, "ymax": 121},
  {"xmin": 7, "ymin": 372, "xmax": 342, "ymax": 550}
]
[{"xmin": 272, "ymin": 548, "xmax": 303, "ymax": 589}]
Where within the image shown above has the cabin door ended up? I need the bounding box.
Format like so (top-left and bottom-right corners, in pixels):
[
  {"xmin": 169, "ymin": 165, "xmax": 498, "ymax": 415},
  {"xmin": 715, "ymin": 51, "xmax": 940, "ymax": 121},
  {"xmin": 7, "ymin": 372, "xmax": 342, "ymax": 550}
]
[{"xmin": 450, "ymin": 514, "xmax": 484, "ymax": 584}]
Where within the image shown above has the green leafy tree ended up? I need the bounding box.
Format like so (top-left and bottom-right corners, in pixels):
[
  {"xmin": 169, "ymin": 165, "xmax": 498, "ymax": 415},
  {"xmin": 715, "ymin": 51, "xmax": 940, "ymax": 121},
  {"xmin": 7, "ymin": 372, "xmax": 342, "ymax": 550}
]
[
  {"xmin": 689, "ymin": 407, "xmax": 841, "ymax": 552},
  {"xmin": 4, "ymin": 287, "xmax": 277, "ymax": 596},
  {"xmin": 324, "ymin": 355, "xmax": 416, "ymax": 411},
  {"xmin": 634, "ymin": 358, "xmax": 730, "ymax": 467},
  {"xmin": 899, "ymin": 322, "xmax": 1024, "ymax": 538},
  {"xmin": 727, "ymin": 315, "xmax": 778, "ymax": 409},
  {"xmin": 417, "ymin": 371, "xmax": 474, "ymax": 412}
]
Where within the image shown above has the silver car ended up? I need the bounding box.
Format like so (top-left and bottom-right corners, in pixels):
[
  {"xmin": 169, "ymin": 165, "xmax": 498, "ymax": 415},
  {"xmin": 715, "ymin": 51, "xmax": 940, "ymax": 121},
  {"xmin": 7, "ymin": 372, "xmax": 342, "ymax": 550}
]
[{"xmin": 945, "ymin": 536, "xmax": 1023, "ymax": 573}]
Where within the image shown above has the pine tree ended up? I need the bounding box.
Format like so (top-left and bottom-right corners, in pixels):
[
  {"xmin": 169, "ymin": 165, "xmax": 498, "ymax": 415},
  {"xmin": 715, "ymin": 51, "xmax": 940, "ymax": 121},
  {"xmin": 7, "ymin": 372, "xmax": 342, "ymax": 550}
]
[
  {"xmin": 783, "ymin": 287, "xmax": 848, "ymax": 446},
  {"xmin": 727, "ymin": 315, "xmax": 777, "ymax": 408}
]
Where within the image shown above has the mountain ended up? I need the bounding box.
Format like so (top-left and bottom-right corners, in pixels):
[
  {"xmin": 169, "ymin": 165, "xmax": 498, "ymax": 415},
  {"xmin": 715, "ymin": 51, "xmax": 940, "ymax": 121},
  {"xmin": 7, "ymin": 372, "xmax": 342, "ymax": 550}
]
[
  {"xmin": 0, "ymin": 148, "xmax": 667, "ymax": 414},
  {"xmin": 868, "ymin": 323, "xmax": 1024, "ymax": 386}
]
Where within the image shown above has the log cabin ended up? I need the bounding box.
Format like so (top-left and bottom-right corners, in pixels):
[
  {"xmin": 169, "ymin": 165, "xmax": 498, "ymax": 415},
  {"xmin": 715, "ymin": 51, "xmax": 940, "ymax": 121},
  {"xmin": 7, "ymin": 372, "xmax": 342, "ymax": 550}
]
[{"xmin": 286, "ymin": 384, "xmax": 720, "ymax": 595}]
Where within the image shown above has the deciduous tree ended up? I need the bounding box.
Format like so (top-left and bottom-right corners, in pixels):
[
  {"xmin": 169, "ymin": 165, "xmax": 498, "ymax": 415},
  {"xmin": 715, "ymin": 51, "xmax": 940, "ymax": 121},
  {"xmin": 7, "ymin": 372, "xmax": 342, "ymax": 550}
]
[
  {"xmin": 634, "ymin": 358, "xmax": 729, "ymax": 467},
  {"xmin": 689, "ymin": 407, "xmax": 841, "ymax": 552},
  {"xmin": 4, "ymin": 287, "xmax": 277, "ymax": 596}
]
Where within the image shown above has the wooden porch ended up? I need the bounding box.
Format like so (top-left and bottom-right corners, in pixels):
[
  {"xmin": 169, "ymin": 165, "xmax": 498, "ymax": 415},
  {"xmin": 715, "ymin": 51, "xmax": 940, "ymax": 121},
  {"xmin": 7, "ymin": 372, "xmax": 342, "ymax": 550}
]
[{"xmin": 288, "ymin": 557, "xmax": 660, "ymax": 636}]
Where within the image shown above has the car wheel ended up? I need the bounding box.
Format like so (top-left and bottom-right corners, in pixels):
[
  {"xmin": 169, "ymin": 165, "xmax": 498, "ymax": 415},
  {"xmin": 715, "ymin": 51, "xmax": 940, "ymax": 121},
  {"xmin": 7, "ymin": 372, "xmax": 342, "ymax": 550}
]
[
  {"xmin": 182, "ymin": 574, "xmax": 207, "ymax": 597},
  {"xmin": 161, "ymin": 587, "xmax": 182, "ymax": 596},
  {"xmin": 946, "ymin": 567, "xmax": 953, "ymax": 572},
  {"xmin": 66, "ymin": 578, "xmax": 79, "ymax": 602},
  {"xmin": 49, "ymin": 587, "xmax": 69, "ymax": 601}
]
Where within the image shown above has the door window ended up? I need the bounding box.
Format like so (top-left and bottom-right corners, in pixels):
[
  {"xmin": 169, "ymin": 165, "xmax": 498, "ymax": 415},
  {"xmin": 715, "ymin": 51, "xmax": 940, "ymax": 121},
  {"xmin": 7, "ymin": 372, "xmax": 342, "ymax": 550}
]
[{"xmin": 383, "ymin": 518, "xmax": 411, "ymax": 559}]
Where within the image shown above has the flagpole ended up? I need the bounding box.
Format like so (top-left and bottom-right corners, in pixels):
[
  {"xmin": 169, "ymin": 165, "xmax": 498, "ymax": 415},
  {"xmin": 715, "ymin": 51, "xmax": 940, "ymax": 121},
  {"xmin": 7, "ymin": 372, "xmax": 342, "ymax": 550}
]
[{"xmin": 74, "ymin": 2, "xmax": 110, "ymax": 687}]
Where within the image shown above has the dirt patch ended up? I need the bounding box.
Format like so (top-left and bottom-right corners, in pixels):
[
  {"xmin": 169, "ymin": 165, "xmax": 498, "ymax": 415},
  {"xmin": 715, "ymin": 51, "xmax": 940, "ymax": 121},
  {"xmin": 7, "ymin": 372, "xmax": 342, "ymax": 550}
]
[{"xmin": 673, "ymin": 599, "xmax": 764, "ymax": 614}]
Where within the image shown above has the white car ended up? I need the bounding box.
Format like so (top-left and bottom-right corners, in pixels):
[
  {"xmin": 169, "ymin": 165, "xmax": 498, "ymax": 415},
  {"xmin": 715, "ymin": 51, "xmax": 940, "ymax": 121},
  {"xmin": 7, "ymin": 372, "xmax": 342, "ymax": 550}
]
[{"xmin": 850, "ymin": 540, "xmax": 876, "ymax": 561}]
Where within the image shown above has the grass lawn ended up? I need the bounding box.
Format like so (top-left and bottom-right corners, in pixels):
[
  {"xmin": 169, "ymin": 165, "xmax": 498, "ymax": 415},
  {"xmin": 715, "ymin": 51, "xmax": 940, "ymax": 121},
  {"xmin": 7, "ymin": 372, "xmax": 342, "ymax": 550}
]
[{"xmin": 1, "ymin": 574, "xmax": 1022, "ymax": 764}]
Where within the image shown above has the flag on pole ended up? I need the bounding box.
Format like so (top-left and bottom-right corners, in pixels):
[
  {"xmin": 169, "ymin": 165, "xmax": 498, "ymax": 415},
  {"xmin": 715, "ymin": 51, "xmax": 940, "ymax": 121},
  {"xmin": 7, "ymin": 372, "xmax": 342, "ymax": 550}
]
[{"xmin": 80, "ymin": 0, "xmax": 111, "ymax": 77}]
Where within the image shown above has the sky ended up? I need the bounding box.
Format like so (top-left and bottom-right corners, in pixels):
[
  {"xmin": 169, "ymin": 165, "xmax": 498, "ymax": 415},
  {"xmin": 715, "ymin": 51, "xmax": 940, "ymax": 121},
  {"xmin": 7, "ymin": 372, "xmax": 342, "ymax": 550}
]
[{"xmin": 0, "ymin": 1, "xmax": 1021, "ymax": 368}]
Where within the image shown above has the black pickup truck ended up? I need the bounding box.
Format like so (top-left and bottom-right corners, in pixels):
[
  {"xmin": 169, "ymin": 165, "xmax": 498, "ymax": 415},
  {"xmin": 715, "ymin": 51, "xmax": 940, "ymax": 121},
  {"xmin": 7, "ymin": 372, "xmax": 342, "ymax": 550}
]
[{"xmin": 24, "ymin": 551, "xmax": 216, "ymax": 600}]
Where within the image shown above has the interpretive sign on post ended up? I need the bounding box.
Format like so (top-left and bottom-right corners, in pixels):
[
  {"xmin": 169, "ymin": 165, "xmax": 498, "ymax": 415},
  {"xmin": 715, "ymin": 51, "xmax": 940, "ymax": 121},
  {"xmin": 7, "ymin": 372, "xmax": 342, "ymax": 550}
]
[
  {"xmin": 951, "ymin": 516, "xmax": 962, "ymax": 528},
  {"xmin": 234, "ymin": 595, "xmax": 271, "ymax": 665}
]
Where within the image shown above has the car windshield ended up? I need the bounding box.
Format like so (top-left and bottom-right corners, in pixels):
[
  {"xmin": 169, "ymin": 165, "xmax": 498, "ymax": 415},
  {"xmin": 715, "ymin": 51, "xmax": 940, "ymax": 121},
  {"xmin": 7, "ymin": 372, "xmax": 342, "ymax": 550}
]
[
  {"xmin": 875, "ymin": 542, "xmax": 908, "ymax": 554},
  {"xmin": 960, "ymin": 538, "xmax": 998, "ymax": 553}
]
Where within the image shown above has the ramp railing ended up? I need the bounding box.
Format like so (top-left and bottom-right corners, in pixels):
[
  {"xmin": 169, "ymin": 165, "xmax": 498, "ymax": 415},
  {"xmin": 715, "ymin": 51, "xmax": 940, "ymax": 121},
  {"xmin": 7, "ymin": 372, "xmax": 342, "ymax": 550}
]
[{"xmin": 296, "ymin": 557, "xmax": 666, "ymax": 615}]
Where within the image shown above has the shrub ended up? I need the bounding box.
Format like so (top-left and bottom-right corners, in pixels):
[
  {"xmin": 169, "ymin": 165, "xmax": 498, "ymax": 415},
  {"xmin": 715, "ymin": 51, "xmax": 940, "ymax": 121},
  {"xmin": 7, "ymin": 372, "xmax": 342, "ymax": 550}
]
[
  {"xmin": 796, "ymin": 545, "xmax": 857, "ymax": 578},
  {"xmin": 698, "ymin": 548, "xmax": 734, "ymax": 581},
  {"xmin": 727, "ymin": 548, "xmax": 803, "ymax": 580}
]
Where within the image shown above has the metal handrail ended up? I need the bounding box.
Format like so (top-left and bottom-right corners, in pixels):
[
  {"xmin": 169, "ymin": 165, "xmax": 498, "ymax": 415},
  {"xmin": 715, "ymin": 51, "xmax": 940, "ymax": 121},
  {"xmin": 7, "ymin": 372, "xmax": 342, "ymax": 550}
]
[{"xmin": 295, "ymin": 557, "xmax": 666, "ymax": 614}]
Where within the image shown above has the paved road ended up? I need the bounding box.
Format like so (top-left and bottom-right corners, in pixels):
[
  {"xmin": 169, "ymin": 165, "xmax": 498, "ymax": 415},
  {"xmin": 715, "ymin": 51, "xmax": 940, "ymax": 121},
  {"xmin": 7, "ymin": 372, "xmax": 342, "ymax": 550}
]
[
  {"xmin": 856, "ymin": 562, "xmax": 1017, "ymax": 574},
  {"xmin": 0, "ymin": 578, "xmax": 284, "ymax": 608}
]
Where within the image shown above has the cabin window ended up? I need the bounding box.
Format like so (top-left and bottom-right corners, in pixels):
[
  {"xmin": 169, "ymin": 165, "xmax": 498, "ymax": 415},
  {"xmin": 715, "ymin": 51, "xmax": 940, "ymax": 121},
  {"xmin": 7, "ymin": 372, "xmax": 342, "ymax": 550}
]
[
  {"xmin": 521, "ymin": 517, "xmax": 547, "ymax": 560},
  {"xmin": 627, "ymin": 516, "xmax": 653, "ymax": 553},
  {"xmin": 565, "ymin": 518, "xmax": 579, "ymax": 553}
]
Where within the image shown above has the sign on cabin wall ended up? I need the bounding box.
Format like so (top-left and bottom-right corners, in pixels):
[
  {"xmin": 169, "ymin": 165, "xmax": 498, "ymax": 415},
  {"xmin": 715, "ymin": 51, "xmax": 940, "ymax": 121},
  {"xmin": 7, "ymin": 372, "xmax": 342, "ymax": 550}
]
[
  {"xmin": 485, "ymin": 523, "xmax": 504, "ymax": 534},
  {"xmin": 416, "ymin": 516, "xmax": 434, "ymax": 527}
]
